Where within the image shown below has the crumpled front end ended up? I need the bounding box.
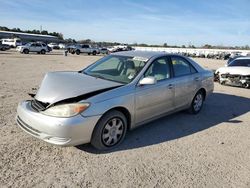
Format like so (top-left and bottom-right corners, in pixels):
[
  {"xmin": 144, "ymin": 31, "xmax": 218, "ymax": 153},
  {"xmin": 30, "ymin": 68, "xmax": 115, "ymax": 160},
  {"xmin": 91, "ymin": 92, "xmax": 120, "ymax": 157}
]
[
  {"xmin": 220, "ymin": 73, "xmax": 250, "ymax": 88},
  {"xmin": 16, "ymin": 100, "xmax": 101, "ymax": 146}
]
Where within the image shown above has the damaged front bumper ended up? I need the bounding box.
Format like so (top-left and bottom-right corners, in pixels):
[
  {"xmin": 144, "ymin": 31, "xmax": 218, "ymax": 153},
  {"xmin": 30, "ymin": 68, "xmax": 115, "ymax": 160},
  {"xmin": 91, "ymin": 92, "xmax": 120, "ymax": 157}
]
[
  {"xmin": 16, "ymin": 100, "xmax": 102, "ymax": 146},
  {"xmin": 219, "ymin": 74, "xmax": 250, "ymax": 88}
]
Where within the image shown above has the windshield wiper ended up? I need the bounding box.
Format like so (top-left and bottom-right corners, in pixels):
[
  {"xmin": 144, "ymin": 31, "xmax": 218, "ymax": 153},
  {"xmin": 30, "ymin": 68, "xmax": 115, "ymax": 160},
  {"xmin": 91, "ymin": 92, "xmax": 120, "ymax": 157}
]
[{"xmin": 93, "ymin": 74, "xmax": 107, "ymax": 80}]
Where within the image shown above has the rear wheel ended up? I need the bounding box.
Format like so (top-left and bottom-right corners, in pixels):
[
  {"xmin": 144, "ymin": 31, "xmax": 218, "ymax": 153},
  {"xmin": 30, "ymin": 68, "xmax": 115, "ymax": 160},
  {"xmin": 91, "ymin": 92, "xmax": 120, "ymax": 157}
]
[
  {"xmin": 23, "ymin": 49, "xmax": 29, "ymax": 54},
  {"xmin": 92, "ymin": 51, "xmax": 97, "ymax": 55},
  {"xmin": 188, "ymin": 90, "xmax": 204, "ymax": 114},
  {"xmin": 76, "ymin": 50, "xmax": 80, "ymax": 55},
  {"xmin": 91, "ymin": 110, "xmax": 127, "ymax": 150},
  {"xmin": 41, "ymin": 49, "xmax": 46, "ymax": 54}
]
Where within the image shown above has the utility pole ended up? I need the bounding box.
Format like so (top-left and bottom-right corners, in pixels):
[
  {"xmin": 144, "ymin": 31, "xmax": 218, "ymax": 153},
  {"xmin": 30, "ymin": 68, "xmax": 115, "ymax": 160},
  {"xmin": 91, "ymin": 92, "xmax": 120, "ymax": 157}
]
[{"xmin": 40, "ymin": 25, "xmax": 42, "ymax": 33}]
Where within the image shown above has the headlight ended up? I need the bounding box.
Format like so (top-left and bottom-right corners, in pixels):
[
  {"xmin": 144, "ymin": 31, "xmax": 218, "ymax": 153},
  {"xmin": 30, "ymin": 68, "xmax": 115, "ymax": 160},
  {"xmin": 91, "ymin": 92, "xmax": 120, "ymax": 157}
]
[{"xmin": 41, "ymin": 103, "xmax": 90, "ymax": 117}]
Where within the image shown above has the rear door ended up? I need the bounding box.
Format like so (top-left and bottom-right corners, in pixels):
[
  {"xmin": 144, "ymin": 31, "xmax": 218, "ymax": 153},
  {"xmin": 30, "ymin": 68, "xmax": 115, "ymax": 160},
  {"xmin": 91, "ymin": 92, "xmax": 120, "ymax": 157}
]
[
  {"xmin": 29, "ymin": 43, "xmax": 37, "ymax": 51},
  {"xmin": 170, "ymin": 56, "xmax": 200, "ymax": 109},
  {"xmin": 135, "ymin": 57, "xmax": 175, "ymax": 124},
  {"xmin": 82, "ymin": 45, "xmax": 90, "ymax": 53},
  {"xmin": 35, "ymin": 43, "xmax": 42, "ymax": 52}
]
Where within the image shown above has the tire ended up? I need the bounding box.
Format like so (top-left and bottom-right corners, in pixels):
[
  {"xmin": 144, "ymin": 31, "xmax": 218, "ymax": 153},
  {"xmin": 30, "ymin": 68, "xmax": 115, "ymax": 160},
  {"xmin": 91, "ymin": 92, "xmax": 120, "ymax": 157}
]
[
  {"xmin": 71, "ymin": 51, "xmax": 75, "ymax": 54},
  {"xmin": 92, "ymin": 51, "xmax": 97, "ymax": 55},
  {"xmin": 91, "ymin": 110, "xmax": 127, "ymax": 150},
  {"xmin": 76, "ymin": 50, "xmax": 80, "ymax": 55},
  {"xmin": 87, "ymin": 53, "xmax": 91, "ymax": 55},
  {"xmin": 188, "ymin": 90, "xmax": 204, "ymax": 114},
  {"xmin": 23, "ymin": 49, "xmax": 29, "ymax": 54},
  {"xmin": 41, "ymin": 49, "xmax": 46, "ymax": 54}
]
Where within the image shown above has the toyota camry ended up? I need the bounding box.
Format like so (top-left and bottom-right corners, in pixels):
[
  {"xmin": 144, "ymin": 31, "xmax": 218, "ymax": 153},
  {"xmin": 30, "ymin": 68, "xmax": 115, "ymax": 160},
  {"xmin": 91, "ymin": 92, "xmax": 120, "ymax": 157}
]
[{"xmin": 16, "ymin": 51, "xmax": 214, "ymax": 150}]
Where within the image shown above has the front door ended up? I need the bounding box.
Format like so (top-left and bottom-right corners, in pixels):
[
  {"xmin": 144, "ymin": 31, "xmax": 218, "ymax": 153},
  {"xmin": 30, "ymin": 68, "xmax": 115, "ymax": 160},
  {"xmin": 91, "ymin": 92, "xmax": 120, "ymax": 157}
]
[{"xmin": 135, "ymin": 57, "xmax": 175, "ymax": 124}]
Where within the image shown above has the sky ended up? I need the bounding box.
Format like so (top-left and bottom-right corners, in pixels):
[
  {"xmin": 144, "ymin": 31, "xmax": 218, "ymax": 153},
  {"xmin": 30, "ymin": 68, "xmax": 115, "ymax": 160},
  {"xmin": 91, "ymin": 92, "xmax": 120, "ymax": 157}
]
[{"xmin": 0, "ymin": 0, "xmax": 250, "ymax": 46}]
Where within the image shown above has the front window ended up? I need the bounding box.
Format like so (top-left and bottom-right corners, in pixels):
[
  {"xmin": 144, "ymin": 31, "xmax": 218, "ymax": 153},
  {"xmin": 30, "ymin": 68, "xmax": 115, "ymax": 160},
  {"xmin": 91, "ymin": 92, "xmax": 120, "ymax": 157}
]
[
  {"xmin": 229, "ymin": 59, "xmax": 250, "ymax": 67},
  {"xmin": 83, "ymin": 55, "xmax": 147, "ymax": 84},
  {"xmin": 144, "ymin": 58, "xmax": 171, "ymax": 81}
]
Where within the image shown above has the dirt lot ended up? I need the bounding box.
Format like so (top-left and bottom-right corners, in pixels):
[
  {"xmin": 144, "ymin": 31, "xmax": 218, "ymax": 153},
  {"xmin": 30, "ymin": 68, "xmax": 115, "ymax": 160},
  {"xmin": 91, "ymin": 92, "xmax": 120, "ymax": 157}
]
[{"xmin": 0, "ymin": 50, "xmax": 250, "ymax": 188}]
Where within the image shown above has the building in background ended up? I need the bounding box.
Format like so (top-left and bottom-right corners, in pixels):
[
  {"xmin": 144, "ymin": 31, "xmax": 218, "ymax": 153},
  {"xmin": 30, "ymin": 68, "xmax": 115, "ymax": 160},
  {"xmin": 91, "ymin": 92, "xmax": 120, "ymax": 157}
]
[{"xmin": 0, "ymin": 31, "xmax": 61, "ymax": 44}]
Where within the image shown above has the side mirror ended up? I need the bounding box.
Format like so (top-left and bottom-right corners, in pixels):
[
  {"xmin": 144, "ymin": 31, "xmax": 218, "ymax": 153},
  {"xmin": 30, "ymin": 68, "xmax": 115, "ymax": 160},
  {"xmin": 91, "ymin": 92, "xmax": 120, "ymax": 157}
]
[{"xmin": 139, "ymin": 76, "xmax": 157, "ymax": 85}]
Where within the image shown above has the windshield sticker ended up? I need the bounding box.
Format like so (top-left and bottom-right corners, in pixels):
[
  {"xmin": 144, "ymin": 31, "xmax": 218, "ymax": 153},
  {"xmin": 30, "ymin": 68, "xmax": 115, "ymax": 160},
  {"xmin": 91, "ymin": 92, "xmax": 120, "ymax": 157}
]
[{"xmin": 133, "ymin": 56, "xmax": 148, "ymax": 62}]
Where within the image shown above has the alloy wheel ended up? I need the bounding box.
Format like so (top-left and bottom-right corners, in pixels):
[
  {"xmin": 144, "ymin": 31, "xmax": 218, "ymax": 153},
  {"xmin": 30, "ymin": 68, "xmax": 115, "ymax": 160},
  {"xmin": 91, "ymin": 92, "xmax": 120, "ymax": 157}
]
[
  {"xmin": 193, "ymin": 93, "xmax": 203, "ymax": 112},
  {"xmin": 101, "ymin": 118, "xmax": 124, "ymax": 147}
]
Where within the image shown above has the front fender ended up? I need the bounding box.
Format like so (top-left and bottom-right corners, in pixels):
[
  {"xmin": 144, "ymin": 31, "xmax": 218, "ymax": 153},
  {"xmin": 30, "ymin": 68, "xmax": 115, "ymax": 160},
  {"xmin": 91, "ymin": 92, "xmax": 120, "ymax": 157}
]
[{"xmin": 81, "ymin": 93, "xmax": 135, "ymax": 125}]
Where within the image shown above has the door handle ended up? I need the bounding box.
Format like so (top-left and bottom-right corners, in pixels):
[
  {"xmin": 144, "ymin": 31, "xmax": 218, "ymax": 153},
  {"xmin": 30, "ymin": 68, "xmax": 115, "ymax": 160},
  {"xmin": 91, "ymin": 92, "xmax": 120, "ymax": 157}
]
[
  {"xmin": 195, "ymin": 77, "xmax": 200, "ymax": 81},
  {"xmin": 168, "ymin": 84, "xmax": 173, "ymax": 89}
]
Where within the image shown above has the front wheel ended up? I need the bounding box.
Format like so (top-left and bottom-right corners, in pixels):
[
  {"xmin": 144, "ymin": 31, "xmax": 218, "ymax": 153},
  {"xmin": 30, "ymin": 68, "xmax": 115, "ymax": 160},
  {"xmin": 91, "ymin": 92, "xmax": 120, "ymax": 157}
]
[
  {"xmin": 188, "ymin": 91, "xmax": 204, "ymax": 114},
  {"xmin": 91, "ymin": 110, "xmax": 127, "ymax": 150},
  {"xmin": 23, "ymin": 49, "xmax": 29, "ymax": 54},
  {"xmin": 92, "ymin": 51, "xmax": 97, "ymax": 55}
]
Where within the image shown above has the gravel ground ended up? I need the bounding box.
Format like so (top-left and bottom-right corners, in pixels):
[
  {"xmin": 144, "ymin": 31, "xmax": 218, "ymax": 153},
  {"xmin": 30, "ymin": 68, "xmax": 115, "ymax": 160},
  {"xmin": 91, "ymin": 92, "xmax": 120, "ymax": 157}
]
[{"xmin": 0, "ymin": 50, "xmax": 250, "ymax": 188}]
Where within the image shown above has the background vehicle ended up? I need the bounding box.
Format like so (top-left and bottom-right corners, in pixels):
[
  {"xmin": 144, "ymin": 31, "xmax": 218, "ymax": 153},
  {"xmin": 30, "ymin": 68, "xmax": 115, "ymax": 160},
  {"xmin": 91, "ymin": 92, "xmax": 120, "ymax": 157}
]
[
  {"xmin": 16, "ymin": 42, "xmax": 49, "ymax": 54},
  {"xmin": 73, "ymin": 44, "xmax": 100, "ymax": 55},
  {"xmin": 215, "ymin": 57, "xmax": 250, "ymax": 88},
  {"xmin": 0, "ymin": 42, "xmax": 10, "ymax": 51},
  {"xmin": 48, "ymin": 43, "xmax": 60, "ymax": 49},
  {"xmin": 16, "ymin": 51, "xmax": 214, "ymax": 150},
  {"xmin": 99, "ymin": 47, "xmax": 109, "ymax": 54},
  {"xmin": 1, "ymin": 38, "xmax": 22, "ymax": 48},
  {"xmin": 58, "ymin": 43, "xmax": 66, "ymax": 49},
  {"xmin": 108, "ymin": 45, "xmax": 134, "ymax": 53}
]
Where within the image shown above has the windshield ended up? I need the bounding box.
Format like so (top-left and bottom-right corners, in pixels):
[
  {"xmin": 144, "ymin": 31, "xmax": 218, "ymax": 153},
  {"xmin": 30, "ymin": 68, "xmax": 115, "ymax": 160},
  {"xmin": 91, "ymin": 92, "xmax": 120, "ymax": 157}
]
[
  {"xmin": 229, "ymin": 59, "xmax": 250, "ymax": 67},
  {"xmin": 83, "ymin": 55, "xmax": 147, "ymax": 84}
]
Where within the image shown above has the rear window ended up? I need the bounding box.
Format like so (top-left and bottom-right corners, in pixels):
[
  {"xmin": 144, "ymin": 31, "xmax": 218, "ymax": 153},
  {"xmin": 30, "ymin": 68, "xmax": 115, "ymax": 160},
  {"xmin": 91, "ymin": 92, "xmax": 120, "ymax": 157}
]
[{"xmin": 171, "ymin": 56, "xmax": 197, "ymax": 77}]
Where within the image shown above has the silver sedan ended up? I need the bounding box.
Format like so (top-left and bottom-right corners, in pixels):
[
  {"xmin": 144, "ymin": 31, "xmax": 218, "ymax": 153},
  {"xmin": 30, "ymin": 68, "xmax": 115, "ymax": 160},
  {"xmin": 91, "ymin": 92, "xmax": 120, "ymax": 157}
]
[{"xmin": 16, "ymin": 51, "xmax": 214, "ymax": 150}]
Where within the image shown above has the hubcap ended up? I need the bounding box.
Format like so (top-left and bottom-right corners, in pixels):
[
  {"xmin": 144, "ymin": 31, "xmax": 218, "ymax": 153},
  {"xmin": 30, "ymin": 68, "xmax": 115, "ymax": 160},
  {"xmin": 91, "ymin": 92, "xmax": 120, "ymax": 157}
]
[
  {"xmin": 102, "ymin": 118, "xmax": 124, "ymax": 146},
  {"xmin": 193, "ymin": 93, "xmax": 203, "ymax": 112}
]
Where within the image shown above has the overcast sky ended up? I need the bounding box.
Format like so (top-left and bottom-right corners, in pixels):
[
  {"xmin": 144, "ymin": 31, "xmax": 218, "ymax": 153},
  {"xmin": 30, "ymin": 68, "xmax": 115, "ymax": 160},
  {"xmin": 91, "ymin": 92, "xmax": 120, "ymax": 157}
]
[{"xmin": 0, "ymin": 0, "xmax": 250, "ymax": 46}]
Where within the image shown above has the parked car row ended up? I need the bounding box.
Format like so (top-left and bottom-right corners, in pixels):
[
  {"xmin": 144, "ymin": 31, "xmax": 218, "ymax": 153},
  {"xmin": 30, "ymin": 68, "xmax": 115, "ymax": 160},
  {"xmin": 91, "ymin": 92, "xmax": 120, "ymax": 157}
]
[{"xmin": 65, "ymin": 44, "xmax": 134, "ymax": 56}]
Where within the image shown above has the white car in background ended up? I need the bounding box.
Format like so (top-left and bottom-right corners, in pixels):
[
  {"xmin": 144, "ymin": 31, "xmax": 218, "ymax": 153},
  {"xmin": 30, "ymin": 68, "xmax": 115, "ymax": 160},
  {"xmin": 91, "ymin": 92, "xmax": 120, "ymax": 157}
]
[
  {"xmin": 215, "ymin": 57, "xmax": 250, "ymax": 88},
  {"xmin": 16, "ymin": 42, "xmax": 49, "ymax": 54},
  {"xmin": 73, "ymin": 44, "xmax": 100, "ymax": 55},
  {"xmin": 48, "ymin": 43, "xmax": 60, "ymax": 49},
  {"xmin": 59, "ymin": 43, "xmax": 66, "ymax": 49},
  {"xmin": 1, "ymin": 38, "xmax": 22, "ymax": 47}
]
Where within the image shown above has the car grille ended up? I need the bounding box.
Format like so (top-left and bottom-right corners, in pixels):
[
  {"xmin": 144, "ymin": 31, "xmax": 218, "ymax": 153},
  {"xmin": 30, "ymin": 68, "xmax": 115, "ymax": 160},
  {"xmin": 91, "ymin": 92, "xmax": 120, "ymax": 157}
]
[{"xmin": 30, "ymin": 100, "xmax": 49, "ymax": 112}]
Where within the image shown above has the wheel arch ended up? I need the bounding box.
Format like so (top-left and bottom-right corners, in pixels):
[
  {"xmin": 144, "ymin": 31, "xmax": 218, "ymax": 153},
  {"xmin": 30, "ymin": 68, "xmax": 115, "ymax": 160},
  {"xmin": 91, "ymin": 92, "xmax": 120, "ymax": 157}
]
[
  {"xmin": 97, "ymin": 106, "xmax": 132, "ymax": 131},
  {"xmin": 198, "ymin": 88, "xmax": 206, "ymax": 100}
]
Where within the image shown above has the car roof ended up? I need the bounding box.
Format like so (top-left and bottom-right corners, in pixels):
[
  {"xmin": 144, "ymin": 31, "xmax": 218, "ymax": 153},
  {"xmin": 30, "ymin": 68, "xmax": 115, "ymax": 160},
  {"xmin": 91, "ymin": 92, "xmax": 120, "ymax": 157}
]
[
  {"xmin": 234, "ymin": 56, "xmax": 250, "ymax": 60},
  {"xmin": 113, "ymin": 50, "xmax": 168, "ymax": 59}
]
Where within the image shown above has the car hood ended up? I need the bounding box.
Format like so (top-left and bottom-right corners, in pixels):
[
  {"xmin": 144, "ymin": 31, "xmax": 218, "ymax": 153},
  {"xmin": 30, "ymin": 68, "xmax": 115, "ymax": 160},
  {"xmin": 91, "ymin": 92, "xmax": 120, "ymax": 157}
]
[
  {"xmin": 35, "ymin": 71, "xmax": 123, "ymax": 104},
  {"xmin": 216, "ymin": 66, "xmax": 250, "ymax": 75}
]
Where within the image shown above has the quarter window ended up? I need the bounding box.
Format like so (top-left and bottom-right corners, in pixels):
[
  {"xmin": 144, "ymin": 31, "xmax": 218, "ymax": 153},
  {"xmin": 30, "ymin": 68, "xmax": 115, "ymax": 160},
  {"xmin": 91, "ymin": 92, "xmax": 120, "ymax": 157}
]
[{"xmin": 171, "ymin": 56, "xmax": 197, "ymax": 77}]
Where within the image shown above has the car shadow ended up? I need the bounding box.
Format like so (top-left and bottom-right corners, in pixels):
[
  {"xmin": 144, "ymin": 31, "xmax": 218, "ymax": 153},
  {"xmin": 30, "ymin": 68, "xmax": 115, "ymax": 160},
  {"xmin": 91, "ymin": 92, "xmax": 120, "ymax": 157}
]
[{"xmin": 76, "ymin": 92, "xmax": 250, "ymax": 154}]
